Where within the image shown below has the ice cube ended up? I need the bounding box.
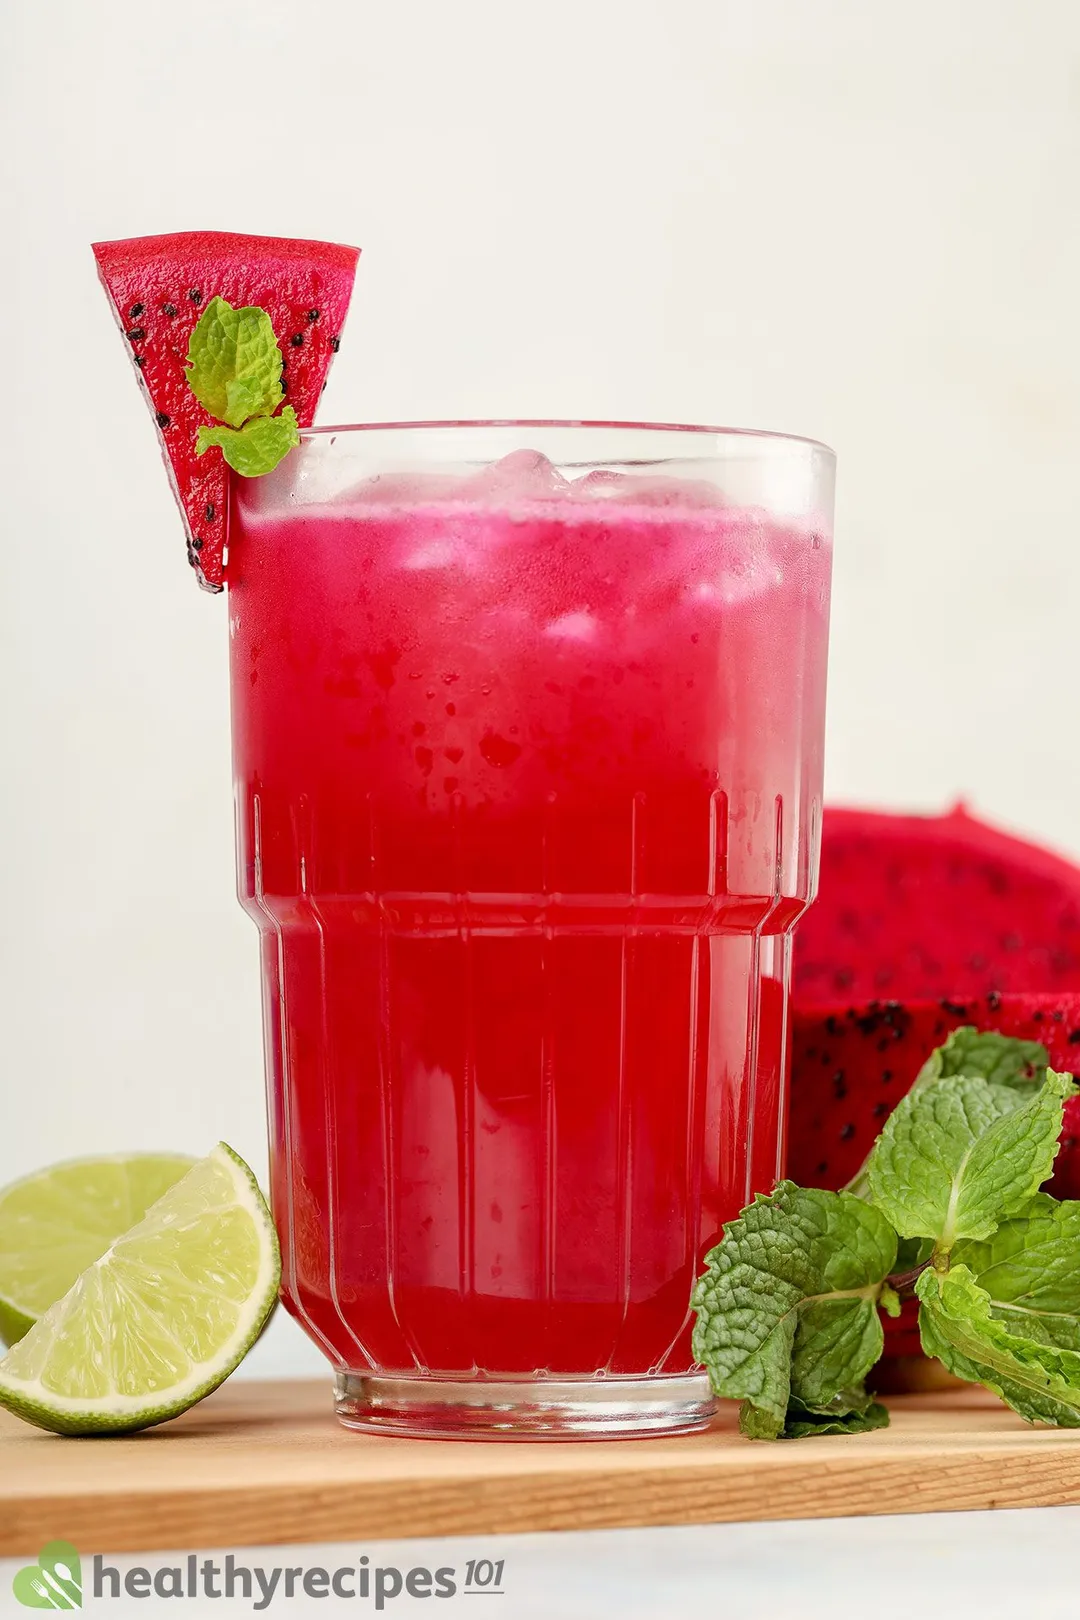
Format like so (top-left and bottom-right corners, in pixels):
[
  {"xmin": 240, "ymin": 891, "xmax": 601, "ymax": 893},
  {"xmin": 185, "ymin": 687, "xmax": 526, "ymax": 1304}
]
[
  {"xmin": 400, "ymin": 538, "xmax": 461, "ymax": 570},
  {"xmin": 682, "ymin": 518, "xmax": 786, "ymax": 608},
  {"xmin": 571, "ymin": 469, "xmax": 634, "ymax": 499},
  {"xmin": 545, "ymin": 610, "xmax": 599, "ymax": 643},
  {"xmin": 460, "ymin": 449, "xmax": 570, "ymax": 503},
  {"xmin": 397, "ymin": 507, "xmax": 489, "ymax": 573},
  {"xmin": 568, "ymin": 466, "xmax": 725, "ymax": 509}
]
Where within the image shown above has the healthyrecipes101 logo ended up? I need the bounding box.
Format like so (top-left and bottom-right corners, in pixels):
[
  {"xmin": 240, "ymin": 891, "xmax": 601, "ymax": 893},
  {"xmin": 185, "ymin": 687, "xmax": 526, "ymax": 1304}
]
[{"xmin": 13, "ymin": 1543, "xmax": 507, "ymax": 1609}]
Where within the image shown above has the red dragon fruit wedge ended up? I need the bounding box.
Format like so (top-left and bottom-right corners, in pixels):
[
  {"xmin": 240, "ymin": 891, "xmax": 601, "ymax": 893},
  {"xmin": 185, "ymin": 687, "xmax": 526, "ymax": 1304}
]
[
  {"xmin": 93, "ymin": 232, "xmax": 360, "ymax": 591},
  {"xmin": 790, "ymin": 804, "xmax": 1080, "ymax": 1359},
  {"xmin": 789, "ymin": 991, "xmax": 1080, "ymax": 1195},
  {"xmin": 794, "ymin": 803, "xmax": 1080, "ymax": 1006}
]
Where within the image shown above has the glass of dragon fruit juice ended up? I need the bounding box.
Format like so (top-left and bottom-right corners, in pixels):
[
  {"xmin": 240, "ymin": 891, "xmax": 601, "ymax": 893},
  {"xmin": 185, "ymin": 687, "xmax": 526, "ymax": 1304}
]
[{"xmin": 228, "ymin": 421, "xmax": 834, "ymax": 1438}]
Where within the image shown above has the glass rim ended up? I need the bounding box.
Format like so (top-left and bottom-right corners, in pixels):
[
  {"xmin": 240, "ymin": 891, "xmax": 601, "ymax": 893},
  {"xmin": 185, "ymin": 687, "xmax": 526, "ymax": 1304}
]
[{"xmin": 299, "ymin": 418, "xmax": 836, "ymax": 459}]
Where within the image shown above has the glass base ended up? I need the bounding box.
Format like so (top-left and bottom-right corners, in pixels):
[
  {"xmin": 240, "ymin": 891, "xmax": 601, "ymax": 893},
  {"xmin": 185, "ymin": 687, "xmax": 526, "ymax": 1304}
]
[{"xmin": 334, "ymin": 1372, "xmax": 716, "ymax": 1441}]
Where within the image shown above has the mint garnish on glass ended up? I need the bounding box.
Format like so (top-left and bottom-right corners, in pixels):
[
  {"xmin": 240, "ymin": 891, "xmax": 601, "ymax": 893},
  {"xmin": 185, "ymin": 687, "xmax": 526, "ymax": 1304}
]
[
  {"xmin": 186, "ymin": 295, "xmax": 299, "ymax": 476},
  {"xmin": 692, "ymin": 1030, "xmax": 1080, "ymax": 1438}
]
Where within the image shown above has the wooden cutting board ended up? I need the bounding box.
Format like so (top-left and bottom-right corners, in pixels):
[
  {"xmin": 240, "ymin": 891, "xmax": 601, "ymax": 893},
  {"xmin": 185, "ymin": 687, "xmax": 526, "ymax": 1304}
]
[{"xmin": 3, "ymin": 1379, "xmax": 1079, "ymax": 1555}]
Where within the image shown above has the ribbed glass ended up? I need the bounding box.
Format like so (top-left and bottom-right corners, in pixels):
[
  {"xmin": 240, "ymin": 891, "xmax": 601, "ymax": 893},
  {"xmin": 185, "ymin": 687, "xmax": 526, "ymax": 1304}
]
[{"xmin": 227, "ymin": 421, "xmax": 834, "ymax": 1437}]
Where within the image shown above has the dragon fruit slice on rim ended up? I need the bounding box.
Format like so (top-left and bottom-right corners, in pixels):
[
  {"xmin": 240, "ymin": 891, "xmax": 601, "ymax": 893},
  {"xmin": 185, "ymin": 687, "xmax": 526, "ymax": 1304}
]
[{"xmin": 93, "ymin": 231, "xmax": 360, "ymax": 591}]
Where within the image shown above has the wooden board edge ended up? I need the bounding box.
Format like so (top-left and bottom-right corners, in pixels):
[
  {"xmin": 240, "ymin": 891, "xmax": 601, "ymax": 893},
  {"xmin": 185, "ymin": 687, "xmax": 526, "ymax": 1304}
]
[{"xmin": 5, "ymin": 1447, "xmax": 1080, "ymax": 1554}]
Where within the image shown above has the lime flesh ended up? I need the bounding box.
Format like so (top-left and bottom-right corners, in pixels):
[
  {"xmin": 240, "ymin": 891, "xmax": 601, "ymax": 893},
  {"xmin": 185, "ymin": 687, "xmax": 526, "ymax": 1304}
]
[
  {"xmin": 0, "ymin": 1152, "xmax": 195, "ymax": 1346},
  {"xmin": 0, "ymin": 1143, "xmax": 281, "ymax": 1434}
]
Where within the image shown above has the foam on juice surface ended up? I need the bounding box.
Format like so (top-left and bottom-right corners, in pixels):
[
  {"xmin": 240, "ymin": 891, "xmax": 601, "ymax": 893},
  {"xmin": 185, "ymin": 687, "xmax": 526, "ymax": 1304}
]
[{"xmin": 284, "ymin": 450, "xmax": 823, "ymax": 625}]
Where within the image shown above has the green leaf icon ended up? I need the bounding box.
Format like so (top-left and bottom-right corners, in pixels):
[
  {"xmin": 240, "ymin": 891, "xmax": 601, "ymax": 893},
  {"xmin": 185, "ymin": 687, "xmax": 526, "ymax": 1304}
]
[
  {"xmin": 13, "ymin": 1541, "xmax": 82, "ymax": 1608},
  {"xmin": 186, "ymin": 296, "xmax": 285, "ymax": 427}
]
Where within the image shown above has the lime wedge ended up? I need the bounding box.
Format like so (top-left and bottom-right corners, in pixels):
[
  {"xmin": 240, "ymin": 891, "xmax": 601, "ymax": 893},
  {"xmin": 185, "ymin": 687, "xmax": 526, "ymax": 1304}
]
[
  {"xmin": 0, "ymin": 1144, "xmax": 281, "ymax": 1435},
  {"xmin": 0, "ymin": 1151, "xmax": 195, "ymax": 1346}
]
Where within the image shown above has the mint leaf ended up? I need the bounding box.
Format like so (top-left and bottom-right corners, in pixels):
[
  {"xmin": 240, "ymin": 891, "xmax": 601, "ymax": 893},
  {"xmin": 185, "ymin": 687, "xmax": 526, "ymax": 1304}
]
[
  {"xmin": 747, "ymin": 1390, "xmax": 889, "ymax": 1438},
  {"xmin": 791, "ymin": 1296, "xmax": 887, "ymax": 1411},
  {"xmin": 781, "ymin": 1396, "xmax": 890, "ymax": 1439},
  {"xmin": 915, "ymin": 1026, "xmax": 1047, "ymax": 1094},
  {"xmin": 953, "ymin": 1194, "xmax": 1080, "ymax": 1350},
  {"xmin": 186, "ymin": 296, "xmax": 285, "ymax": 427},
  {"xmin": 196, "ymin": 407, "xmax": 300, "ymax": 478},
  {"xmin": 843, "ymin": 1029, "xmax": 1048, "ymax": 1200},
  {"xmin": 917, "ymin": 1263, "xmax": 1080, "ymax": 1426},
  {"xmin": 738, "ymin": 1403, "xmax": 786, "ymax": 1440},
  {"xmin": 866, "ymin": 1076, "xmax": 1012, "ymax": 1239},
  {"xmin": 691, "ymin": 1182, "xmax": 896, "ymax": 1440},
  {"xmin": 866, "ymin": 1070, "xmax": 1074, "ymax": 1249}
]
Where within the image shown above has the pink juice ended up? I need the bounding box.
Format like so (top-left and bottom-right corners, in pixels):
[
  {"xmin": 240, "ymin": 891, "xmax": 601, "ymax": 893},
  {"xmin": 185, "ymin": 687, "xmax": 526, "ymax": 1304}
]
[{"xmin": 228, "ymin": 436, "xmax": 832, "ymax": 1416}]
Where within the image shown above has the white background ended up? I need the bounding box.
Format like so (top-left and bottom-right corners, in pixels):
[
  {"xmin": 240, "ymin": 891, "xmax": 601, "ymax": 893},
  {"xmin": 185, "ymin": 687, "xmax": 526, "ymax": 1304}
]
[{"xmin": 2, "ymin": 0, "xmax": 1079, "ymax": 1383}]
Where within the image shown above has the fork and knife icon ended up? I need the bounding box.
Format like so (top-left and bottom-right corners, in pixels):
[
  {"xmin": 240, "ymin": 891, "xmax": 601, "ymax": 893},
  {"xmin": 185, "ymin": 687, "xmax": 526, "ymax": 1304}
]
[{"xmin": 12, "ymin": 1542, "xmax": 83, "ymax": 1610}]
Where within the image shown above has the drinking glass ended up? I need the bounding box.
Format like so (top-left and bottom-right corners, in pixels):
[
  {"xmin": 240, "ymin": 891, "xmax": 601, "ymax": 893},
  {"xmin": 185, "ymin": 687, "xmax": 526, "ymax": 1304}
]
[{"xmin": 227, "ymin": 421, "xmax": 835, "ymax": 1437}]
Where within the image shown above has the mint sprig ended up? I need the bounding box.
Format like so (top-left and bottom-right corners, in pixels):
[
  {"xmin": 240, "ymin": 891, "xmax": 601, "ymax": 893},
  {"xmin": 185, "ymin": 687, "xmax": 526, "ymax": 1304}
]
[
  {"xmin": 692, "ymin": 1031, "xmax": 1080, "ymax": 1439},
  {"xmin": 185, "ymin": 296, "xmax": 297, "ymax": 477}
]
